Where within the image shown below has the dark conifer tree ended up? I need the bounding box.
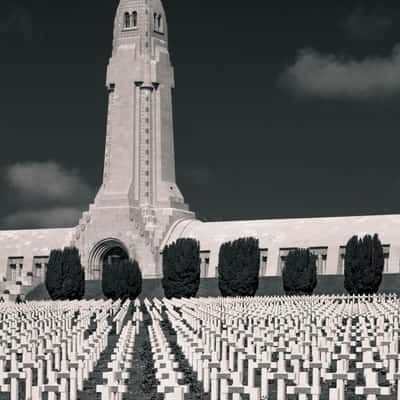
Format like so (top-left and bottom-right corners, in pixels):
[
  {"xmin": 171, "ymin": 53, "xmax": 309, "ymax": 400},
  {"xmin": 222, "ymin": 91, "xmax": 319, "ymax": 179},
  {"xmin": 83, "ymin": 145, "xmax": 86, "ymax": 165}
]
[
  {"xmin": 127, "ymin": 259, "xmax": 142, "ymax": 300},
  {"xmin": 102, "ymin": 262, "xmax": 113, "ymax": 299},
  {"xmin": 282, "ymin": 248, "xmax": 317, "ymax": 295},
  {"xmin": 162, "ymin": 238, "xmax": 201, "ymax": 299},
  {"xmin": 46, "ymin": 247, "xmax": 85, "ymax": 300},
  {"xmin": 116, "ymin": 260, "xmax": 129, "ymax": 301},
  {"xmin": 45, "ymin": 249, "xmax": 64, "ymax": 300},
  {"xmin": 61, "ymin": 247, "xmax": 85, "ymax": 300},
  {"xmin": 344, "ymin": 234, "xmax": 384, "ymax": 294},
  {"xmin": 218, "ymin": 237, "xmax": 260, "ymax": 297},
  {"xmin": 102, "ymin": 258, "xmax": 142, "ymax": 300}
]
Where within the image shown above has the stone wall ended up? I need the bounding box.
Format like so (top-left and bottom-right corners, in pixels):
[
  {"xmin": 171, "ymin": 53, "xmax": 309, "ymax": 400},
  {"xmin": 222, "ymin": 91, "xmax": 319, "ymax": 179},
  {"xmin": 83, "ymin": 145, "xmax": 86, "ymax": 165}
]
[
  {"xmin": 164, "ymin": 215, "xmax": 400, "ymax": 277},
  {"xmin": 0, "ymin": 228, "xmax": 74, "ymax": 280}
]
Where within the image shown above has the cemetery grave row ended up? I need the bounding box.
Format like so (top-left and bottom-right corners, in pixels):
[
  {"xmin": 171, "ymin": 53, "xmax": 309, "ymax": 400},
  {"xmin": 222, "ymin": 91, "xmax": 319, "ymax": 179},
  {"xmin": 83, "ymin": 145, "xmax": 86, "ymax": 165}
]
[
  {"xmin": 0, "ymin": 298, "xmax": 142, "ymax": 400},
  {"xmin": 1, "ymin": 294, "xmax": 400, "ymax": 399},
  {"xmin": 157, "ymin": 294, "xmax": 400, "ymax": 400}
]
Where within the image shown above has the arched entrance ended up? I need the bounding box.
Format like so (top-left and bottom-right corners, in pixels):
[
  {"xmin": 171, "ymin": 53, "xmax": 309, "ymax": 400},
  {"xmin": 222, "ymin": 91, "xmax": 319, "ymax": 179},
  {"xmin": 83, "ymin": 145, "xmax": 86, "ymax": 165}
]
[{"xmin": 88, "ymin": 239, "xmax": 129, "ymax": 279}]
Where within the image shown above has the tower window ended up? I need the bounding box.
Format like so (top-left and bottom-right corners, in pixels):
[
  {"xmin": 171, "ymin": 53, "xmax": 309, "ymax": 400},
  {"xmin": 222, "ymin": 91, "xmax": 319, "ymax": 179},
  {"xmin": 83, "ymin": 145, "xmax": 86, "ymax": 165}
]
[
  {"xmin": 154, "ymin": 13, "xmax": 164, "ymax": 34},
  {"xmin": 124, "ymin": 12, "xmax": 131, "ymax": 29},
  {"xmin": 123, "ymin": 11, "xmax": 138, "ymax": 30},
  {"xmin": 158, "ymin": 15, "xmax": 163, "ymax": 32},
  {"xmin": 132, "ymin": 11, "xmax": 137, "ymax": 27}
]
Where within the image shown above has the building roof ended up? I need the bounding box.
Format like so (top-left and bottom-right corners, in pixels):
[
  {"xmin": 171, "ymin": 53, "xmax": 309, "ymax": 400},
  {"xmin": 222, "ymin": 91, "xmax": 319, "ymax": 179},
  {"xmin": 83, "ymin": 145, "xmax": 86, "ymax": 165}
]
[
  {"xmin": 162, "ymin": 214, "xmax": 400, "ymax": 250},
  {"xmin": 0, "ymin": 228, "xmax": 75, "ymax": 257}
]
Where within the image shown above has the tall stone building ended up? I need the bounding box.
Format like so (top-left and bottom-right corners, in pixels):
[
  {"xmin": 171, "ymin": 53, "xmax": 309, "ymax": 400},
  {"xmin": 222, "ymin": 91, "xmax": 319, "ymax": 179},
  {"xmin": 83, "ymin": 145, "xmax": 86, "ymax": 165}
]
[
  {"xmin": 1, "ymin": 0, "xmax": 400, "ymax": 298},
  {"xmin": 72, "ymin": 0, "xmax": 194, "ymax": 279}
]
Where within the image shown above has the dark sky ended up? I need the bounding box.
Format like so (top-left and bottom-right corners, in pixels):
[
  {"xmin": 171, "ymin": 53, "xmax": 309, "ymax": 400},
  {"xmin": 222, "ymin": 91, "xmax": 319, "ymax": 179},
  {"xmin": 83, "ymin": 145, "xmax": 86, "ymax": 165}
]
[{"xmin": 1, "ymin": 0, "xmax": 400, "ymax": 228}]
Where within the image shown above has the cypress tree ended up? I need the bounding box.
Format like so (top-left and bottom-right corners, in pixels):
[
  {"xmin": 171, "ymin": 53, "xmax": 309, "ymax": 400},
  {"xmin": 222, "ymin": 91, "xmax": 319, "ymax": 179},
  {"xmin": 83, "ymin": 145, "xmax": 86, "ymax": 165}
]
[
  {"xmin": 61, "ymin": 247, "xmax": 85, "ymax": 300},
  {"xmin": 116, "ymin": 260, "xmax": 129, "ymax": 301},
  {"xmin": 344, "ymin": 236, "xmax": 359, "ymax": 294},
  {"xmin": 46, "ymin": 247, "xmax": 85, "ymax": 301},
  {"xmin": 282, "ymin": 248, "xmax": 317, "ymax": 295},
  {"xmin": 45, "ymin": 249, "xmax": 64, "ymax": 300},
  {"xmin": 344, "ymin": 234, "xmax": 384, "ymax": 294},
  {"xmin": 162, "ymin": 238, "xmax": 201, "ymax": 299},
  {"xmin": 102, "ymin": 262, "xmax": 113, "ymax": 299},
  {"xmin": 218, "ymin": 237, "xmax": 260, "ymax": 297},
  {"xmin": 102, "ymin": 258, "xmax": 142, "ymax": 300},
  {"xmin": 127, "ymin": 259, "xmax": 142, "ymax": 300}
]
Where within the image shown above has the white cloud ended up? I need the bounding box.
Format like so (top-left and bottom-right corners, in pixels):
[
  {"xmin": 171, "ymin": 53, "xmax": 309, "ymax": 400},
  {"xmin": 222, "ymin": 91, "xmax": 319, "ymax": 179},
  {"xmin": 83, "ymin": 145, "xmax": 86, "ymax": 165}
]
[
  {"xmin": 280, "ymin": 45, "xmax": 400, "ymax": 100},
  {"xmin": 2, "ymin": 161, "xmax": 94, "ymax": 229},
  {"xmin": 2, "ymin": 207, "xmax": 83, "ymax": 229},
  {"xmin": 5, "ymin": 161, "xmax": 93, "ymax": 206}
]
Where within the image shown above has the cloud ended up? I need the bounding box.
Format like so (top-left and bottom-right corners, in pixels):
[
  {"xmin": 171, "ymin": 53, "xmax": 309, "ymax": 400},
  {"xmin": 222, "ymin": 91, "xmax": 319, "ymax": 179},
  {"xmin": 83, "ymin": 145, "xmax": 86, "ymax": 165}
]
[
  {"xmin": 2, "ymin": 207, "xmax": 83, "ymax": 229},
  {"xmin": 5, "ymin": 161, "xmax": 93, "ymax": 206},
  {"xmin": 2, "ymin": 161, "xmax": 94, "ymax": 229},
  {"xmin": 340, "ymin": 6, "xmax": 393, "ymax": 40},
  {"xmin": 0, "ymin": 4, "xmax": 33, "ymax": 43},
  {"xmin": 280, "ymin": 45, "xmax": 400, "ymax": 100}
]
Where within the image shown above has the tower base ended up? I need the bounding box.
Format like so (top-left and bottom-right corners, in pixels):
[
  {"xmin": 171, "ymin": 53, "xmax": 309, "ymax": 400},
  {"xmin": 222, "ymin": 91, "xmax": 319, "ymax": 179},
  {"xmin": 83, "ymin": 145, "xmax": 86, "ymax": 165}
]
[{"xmin": 72, "ymin": 203, "xmax": 195, "ymax": 279}]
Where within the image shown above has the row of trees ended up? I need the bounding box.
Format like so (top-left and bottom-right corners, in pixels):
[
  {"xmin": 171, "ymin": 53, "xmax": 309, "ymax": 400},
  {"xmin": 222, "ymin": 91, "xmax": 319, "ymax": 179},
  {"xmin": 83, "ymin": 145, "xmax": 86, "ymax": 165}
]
[
  {"xmin": 161, "ymin": 234, "xmax": 386, "ymax": 298},
  {"xmin": 283, "ymin": 234, "xmax": 384, "ymax": 295},
  {"xmin": 161, "ymin": 237, "xmax": 261, "ymax": 298},
  {"xmin": 45, "ymin": 246, "xmax": 144, "ymax": 301},
  {"xmin": 44, "ymin": 233, "xmax": 385, "ymax": 301}
]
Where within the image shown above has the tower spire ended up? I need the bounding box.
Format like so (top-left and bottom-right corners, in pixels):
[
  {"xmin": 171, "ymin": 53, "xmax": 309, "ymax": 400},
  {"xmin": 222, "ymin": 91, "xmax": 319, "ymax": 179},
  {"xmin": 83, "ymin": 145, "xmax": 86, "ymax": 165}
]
[{"xmin": 74, "ymin": 0, "xmax": 195, "ymax": 279}]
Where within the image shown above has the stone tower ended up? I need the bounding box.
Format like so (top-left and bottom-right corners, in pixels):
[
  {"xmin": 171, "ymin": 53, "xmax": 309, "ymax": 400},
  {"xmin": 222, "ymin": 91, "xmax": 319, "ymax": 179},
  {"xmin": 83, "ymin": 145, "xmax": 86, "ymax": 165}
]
[{"xmin": 73, "ymin": 0, "xmax": 195, "ymax": 279}]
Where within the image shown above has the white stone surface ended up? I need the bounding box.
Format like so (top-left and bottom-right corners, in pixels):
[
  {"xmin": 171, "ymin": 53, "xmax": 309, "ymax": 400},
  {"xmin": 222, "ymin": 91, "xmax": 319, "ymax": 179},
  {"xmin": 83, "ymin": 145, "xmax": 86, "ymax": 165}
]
[
  {"xmin": 163, "ymin": 215, "xmax": 400, "ymax": 277},
  {"xmin": 0, "ymin": 228, "xmax": 74, "ymax": 279}
]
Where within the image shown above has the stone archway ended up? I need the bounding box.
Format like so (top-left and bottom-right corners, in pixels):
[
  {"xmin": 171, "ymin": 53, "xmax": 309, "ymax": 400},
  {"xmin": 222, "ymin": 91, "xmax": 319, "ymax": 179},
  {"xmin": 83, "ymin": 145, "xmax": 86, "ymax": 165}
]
[{"xmin": 88, "ymin": 239, "xmax": 129, "ymax": 280}]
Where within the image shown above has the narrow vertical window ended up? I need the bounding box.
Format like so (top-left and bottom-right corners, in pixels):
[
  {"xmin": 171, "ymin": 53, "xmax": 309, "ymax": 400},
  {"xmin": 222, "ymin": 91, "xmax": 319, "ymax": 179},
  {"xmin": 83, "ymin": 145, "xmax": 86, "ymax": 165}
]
[
  {"xmin": 309, "ymin": 247, "xmax": 328, "ymax": 275},
  {"xmin": 158, "ymin": 14, "xmax": 163, "ymax": 32},
  {"xmin": 124, "ymin": 12, "xmax": 131, "ymax": 29},
  {"xmin": 132, "ymin": 11, "xmax": 137, "ymax": 27},
  {"xmin": 7, "ymin": 257, "xmax": 24, "ymax": 281},
  {"xmin": 383, "ymin": 245, "xmax": 390, "ymax": 273},
  {"xmin": 260, "ymin": 249, "xmax": 268, "ymax": 276},
  {"xmin": 200, "ymin": 251, "xmax": 211, "ymax": 278},
  {"xmin": 338, "ymin": 246, "xmax": 346, "ymax": 274},
  {"xmin": 154, "ymin": 13, "xmax": 157, "ymax": 30}
]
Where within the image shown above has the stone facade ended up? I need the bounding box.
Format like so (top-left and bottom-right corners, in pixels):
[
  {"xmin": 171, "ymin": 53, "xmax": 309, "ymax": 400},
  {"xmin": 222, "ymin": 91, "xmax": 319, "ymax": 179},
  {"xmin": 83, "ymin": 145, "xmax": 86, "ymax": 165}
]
[
  {"xmin": 163, "ymin": 215, "xmax": 400, "ymax": 277},
  {"xmin": 0, "ymin": 228, "xmax": 74, "ymax": 297},
  {"xmin": 1, "ymin": 0, "xmax": 400, "ymax": 292},
  {"xmin": 71, "ymin": 0, "xmax": 195, "ymax": 279}
]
